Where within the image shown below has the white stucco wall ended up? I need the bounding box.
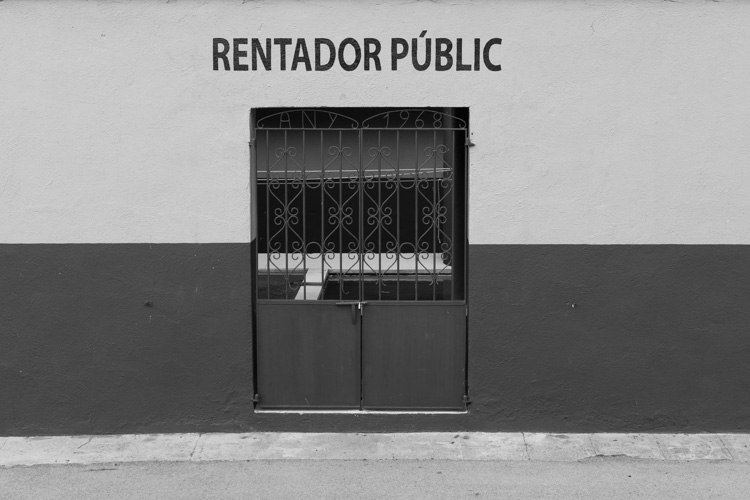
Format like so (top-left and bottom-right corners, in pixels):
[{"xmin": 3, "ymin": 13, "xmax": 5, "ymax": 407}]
[{"xmin": 1, "ymin": 0, "xmax": 750, "ymax": 244}]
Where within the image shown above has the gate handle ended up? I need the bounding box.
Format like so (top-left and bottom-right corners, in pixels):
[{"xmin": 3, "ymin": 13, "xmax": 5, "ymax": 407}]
[{"xmin": 335, "ymin": 301, "xmax": 359, "ymax": 324}]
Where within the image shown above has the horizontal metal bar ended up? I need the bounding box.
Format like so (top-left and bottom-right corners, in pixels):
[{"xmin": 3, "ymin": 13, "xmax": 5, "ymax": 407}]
[
  {"xmin": 362, "ymin": 127, "xmax": 467, "ymax": 131},
  {"xmin": 255, "ymin": 127, "xmax": 359, "ymax": 131},
  {"xmin": 357, "ymin": 300, "xmax": 466, "ymax": 306},
  {"xmin": 258, "ymin": 253, "xmax": 451, "ymax": 273},
  {"xmin": 257, "ymin": 300, "xmax": 466, "ymax": 306},
  {"xmin": 255, "ymin": 127, "xmax": 466, "ymax": 132},
  {"xmin": 254, "ymin": 409, "xmax": 468, "ymax": 414}
]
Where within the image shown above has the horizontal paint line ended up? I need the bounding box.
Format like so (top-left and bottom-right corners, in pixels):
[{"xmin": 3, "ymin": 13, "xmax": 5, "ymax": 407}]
[{"xmin": 7, "ymin": 242, "xmax": 750, "ymax": 245}]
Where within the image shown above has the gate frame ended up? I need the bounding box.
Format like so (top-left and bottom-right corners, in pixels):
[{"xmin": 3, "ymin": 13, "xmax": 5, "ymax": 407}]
[{"xmin": 249, "ymin": 107, "xmax": 471, "ymax": 412}]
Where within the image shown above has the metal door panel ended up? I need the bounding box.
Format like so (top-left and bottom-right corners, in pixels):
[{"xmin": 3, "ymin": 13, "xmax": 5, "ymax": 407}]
[
  {"xmin": 256, "ymin": 302, "xmax": 360, "ymax": 409},
  {"xmin": 362, "ymin": 302, "xmax": 466, "ymax": 410}
]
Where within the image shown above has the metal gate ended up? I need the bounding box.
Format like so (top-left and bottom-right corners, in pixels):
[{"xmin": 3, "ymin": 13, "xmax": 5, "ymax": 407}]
[{"xmin": 251, "ymin": 108, "xmax": 468, "ymax": 411}]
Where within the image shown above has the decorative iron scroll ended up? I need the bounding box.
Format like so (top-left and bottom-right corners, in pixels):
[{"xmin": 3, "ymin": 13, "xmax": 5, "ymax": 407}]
[{"xmin": 255, "ymin": 109, "xmax": 466, "ymax": 301}]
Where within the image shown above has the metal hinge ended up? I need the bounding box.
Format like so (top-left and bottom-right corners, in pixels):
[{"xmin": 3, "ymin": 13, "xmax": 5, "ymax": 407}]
[
  {"xmin": 249, "ymin": 138, "xmax": 256, "ymax": 148},
  {"xmin": 251, "ymin": 393, "xmax": 261, "ymax": 403},
  {"xmin": 462, "ymin": 394, "xmax": 472, "ymax": 408},
  {"xmin": 465, "ymin": 137, "xmax": 475, "ymax": 147}
]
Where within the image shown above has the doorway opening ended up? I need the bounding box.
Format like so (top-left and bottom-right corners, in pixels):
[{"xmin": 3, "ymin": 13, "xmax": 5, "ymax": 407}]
[{"xmin": 251, "ymin": 107, "xmax": 469, "ymax": 411}]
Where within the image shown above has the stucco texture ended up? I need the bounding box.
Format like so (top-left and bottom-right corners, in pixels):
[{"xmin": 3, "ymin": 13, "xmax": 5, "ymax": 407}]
[{"xmin": 1, "ymin": 0, "xmax": 750, "ymax": 244}]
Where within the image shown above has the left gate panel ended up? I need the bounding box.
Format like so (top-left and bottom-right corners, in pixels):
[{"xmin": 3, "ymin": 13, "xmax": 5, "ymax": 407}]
[{"xmin": 256, "ymin": 302, "xmax": 361, "ymax": 409}]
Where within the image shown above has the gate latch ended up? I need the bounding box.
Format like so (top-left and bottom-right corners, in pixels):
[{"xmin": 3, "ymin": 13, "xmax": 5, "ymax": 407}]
[
  {"xmin": 336, "ymin": 301, "xmax": 359, "ymax": 324},
  {"xmin": 336, "ymin": 301, "xmax": 369, "ymax": 324}
]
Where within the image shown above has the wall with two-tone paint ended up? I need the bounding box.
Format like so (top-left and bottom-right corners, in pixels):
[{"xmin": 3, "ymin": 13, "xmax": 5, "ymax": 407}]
[{"xmin": 2, "ymin": 0, "xmax": 750, "ymax": 434}]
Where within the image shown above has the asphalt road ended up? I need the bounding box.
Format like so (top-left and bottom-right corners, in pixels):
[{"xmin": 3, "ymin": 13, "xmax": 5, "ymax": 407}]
[{"xmin": 2, "ymin": 458, "xmax": 749, "ymax": 499}]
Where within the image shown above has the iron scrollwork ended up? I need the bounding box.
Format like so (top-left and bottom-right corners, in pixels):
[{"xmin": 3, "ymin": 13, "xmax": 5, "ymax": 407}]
[{"xmin": 256, "ymin": 108, "xmax": 465, "ymax": 301}]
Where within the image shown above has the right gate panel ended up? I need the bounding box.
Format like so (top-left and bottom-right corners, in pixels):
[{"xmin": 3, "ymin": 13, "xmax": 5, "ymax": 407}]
[{"xmin": 362, "ymin": 302, "xmax": 466, "ymax": 410}]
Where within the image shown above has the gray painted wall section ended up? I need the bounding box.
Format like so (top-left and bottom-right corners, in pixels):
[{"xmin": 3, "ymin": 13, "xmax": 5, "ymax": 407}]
[
  {"xmin": 2, "ymin": 244, "xmax": 749, "ymax": 435},
  {"xmin": 0, "ymin": 244, "xmax": 254, "ymax": 435},
  {"xmin": 467, "ymin": 245, "xmax": 750, "ymax": 432}
]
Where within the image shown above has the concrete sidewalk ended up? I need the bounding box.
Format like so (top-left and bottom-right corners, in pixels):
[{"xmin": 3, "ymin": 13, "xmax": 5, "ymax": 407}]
[{"xmin": 2, "ymin": 432, "xmax": 750, "ymax": 467}]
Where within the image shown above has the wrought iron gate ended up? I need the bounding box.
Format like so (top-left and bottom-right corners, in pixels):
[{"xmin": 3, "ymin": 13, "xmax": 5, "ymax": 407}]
[{"xmin": 251, "ymin": 108, "xmax": 468, "ymax": 411}]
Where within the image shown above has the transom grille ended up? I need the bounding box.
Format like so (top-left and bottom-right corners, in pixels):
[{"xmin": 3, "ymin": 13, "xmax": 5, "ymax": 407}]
[{"xmin": 253, "ymin": 108, "xmax": 468, "ymax": 301}]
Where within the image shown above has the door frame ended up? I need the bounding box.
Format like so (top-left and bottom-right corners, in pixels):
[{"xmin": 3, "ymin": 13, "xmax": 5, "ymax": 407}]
[{"xmin": 249, "ymin": 107, "xmax": 471, "ymax": 412}]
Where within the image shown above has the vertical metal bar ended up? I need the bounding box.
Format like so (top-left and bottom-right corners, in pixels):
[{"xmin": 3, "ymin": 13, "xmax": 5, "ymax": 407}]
[
  {"xmin": 359, "ymin": 128, "xmax": 364, "ymax": 302},
  {"xmin": 463, "ymin": 113, "xmax": 470, "ymax": 402},
  {"xmin": 302, "ymin": 129, "xmax": 307, "ymax": 299},
  {"xmin": 249, "ymin": 114, "xmax": 258, "ymax": 301},
  {"xmin": 249, "ymin": 109, "xmax": 259, "ymax": 404},
  {"xmin": 339, "ymin": 130, "xmax": 344, "ymax": 301},
  {"xmin": 396, "ymin": 130, "xmax": 400, "ymax": 301},
  {"xmin": 414, "ymin": 129, "xmax": 419, "ymax": 301},
  {"xmin": 284, "ymin": 130, "xmax": 289, "ymax": 299},
  {"xmin": 377, "ymin": 130, "xmax": 382, "ymax": 301},
  {"xmin": 432, "ymin": 128, "xmax": 437, "ymax": 301},
  {"xmin": 358, "ymin": 124, "xmax": 364, "ymax": 411},
  {"xmin": 320, "ymin": 130, "xmax": 326, "ymax": 299},
  {"xmin": 450, "ymin": 128, "xmax": 455, "ymax": 301},
  {"xmin": 464, "ymin": 123, "xmax": 470, "ymax": 304},
  {"xmin": 265, "ymin": 130, "xmax": 271, "ymax": 299}
]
